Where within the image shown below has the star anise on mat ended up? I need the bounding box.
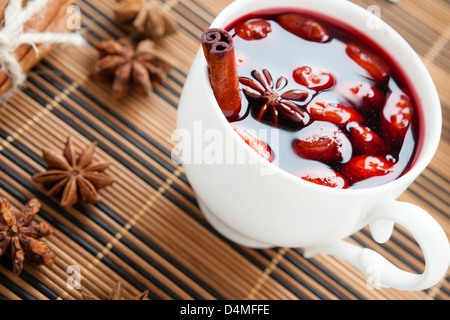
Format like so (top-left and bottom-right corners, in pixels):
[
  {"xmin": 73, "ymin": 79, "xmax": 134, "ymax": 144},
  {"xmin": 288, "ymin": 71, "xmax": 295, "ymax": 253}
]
[
  {"xmin": 32, "ymin": 137, "xmax": 114, "ymax": 207},
  {"xmin": 91, "ymin": 38, "xmax": 173, "ymax": 98},
  {"xmin": 0, "ymin": 197, "xmax": 54, "ymax": 276},
  {"xmin": 114, "ymin": 0, "xmax": 178, "ymax": 41},
  {"xmin": 239, "ymin": 69, "xmax": 313, "ymax": 130},
  {"xmin": 82, "ymin": 280, "xmax": 149, "ymax": 300}
]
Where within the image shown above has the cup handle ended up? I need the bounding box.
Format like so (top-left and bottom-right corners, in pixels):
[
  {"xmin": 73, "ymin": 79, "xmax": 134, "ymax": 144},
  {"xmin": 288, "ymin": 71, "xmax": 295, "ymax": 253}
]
[{"xmin": 304, "ymin": 200, "xmax": 450, "ymax": 291}]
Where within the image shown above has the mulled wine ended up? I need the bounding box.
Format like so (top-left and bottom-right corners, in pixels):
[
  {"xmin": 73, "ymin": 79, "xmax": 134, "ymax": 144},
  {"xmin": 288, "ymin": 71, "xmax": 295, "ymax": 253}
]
[{"xmin": 208, "ymin": 8, "xmax": 420, "ymax": 189}]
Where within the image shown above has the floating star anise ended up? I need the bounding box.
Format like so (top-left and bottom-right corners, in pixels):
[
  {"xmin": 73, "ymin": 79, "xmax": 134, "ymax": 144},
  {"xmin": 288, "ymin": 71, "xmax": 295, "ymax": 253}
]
[
  {"xmin": 82, "ymin": 280, "xmax": 149, "ymax": 300},
  {"xmin": 239, "ymin": 69, "xmax": 313, "ymax": 130},
  {"xmin": 32, "ymin": 137, "xmax": 114, "ymax": 207},
  {"xmin": 114, "ymin": 0, "xmax": 178, "ymax": 41},
  {"xmin": 91, "ymin": 38, "xmax": 173, "ymax": 98},
  {"xmin": 0, "ymin": 197, "xmax": 54, "ymax": 276}
]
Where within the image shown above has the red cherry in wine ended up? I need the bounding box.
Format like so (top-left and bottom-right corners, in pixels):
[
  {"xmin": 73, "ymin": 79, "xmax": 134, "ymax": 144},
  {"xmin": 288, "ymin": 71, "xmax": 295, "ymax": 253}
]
[
  {"xmin": 292, "ymin": 122, "xmax": 352, "ymax": 163},
  {"xmin": 235, "ymin": 19, "xmax": 272, "ymax": 40},
  {"xmin": 349, "ymin": 123, "xmax": 390, "ymax": 156},
  {"xmin": 277, "ymin": 13, "xmax": 331, "ymax": 43},
  {"xmin": 234, "ymin": 128, "xmax": 274, "ymax": 162},
  {"xmin": 381, "ymin": 91, "xmax": 413, "ymax": 145},
  {"xmin": 307, "ymin": 100, "xmax": 364, "ymax": 127},
  {"xmin": 340, "ymin": 155, "xmax": 394, "ymax": 184},
  {"xmin": 346, "ymin": 43, "xmax": 391, "ymax": 82},
  {"xmin": 293, "ymin": 166, "xmax": 349, "ymax": 189},
  {"xmin": 292, "ymin": 66, "xmax": 335, "ymax": 91},
  {"xmin": 335, "ymin": 81, "xmax": 385, "ymax": 113}
]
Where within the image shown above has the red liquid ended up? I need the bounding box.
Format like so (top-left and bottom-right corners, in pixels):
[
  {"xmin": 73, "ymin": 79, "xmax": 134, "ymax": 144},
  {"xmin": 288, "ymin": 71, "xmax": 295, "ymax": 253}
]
[{"xmin": 224, "ymin": 9, "xmax": 421, "ymax": 189}]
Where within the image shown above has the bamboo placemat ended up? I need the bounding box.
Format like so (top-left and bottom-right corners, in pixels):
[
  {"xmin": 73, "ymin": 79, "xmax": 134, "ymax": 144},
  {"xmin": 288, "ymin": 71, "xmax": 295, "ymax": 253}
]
[{"xmin": 0, "ymin": 0, "xmax": 448, "ymax": 300}]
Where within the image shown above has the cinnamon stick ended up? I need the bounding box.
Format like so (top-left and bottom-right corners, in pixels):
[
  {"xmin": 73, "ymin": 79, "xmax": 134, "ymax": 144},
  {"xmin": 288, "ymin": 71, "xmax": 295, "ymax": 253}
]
[
  {"xmin": 201, "ymin": 28, "xmax": 241, "ymax": 120},
  {"xmin": 0, "ymin": 0, "xmax": 77, "ymax": 96}
]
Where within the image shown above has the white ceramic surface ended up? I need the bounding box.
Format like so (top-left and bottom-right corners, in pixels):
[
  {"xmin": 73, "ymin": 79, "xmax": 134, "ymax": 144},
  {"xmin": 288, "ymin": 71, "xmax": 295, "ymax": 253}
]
[{"xmin": 176, "ymin": 0, "xmax": 450, "ymax": 291}]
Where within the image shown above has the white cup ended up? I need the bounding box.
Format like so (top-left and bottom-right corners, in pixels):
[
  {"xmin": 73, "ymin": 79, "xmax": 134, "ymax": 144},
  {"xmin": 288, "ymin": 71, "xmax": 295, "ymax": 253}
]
[{"xmin": 176, "ymin": 0, "xmax": 450, "ymax": 291}]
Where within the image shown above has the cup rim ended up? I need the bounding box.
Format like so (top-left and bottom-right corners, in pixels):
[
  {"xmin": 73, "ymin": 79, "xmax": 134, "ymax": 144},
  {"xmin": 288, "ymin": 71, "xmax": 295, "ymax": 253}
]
[{"xmin": 201, "ymin": 0, "xmax": 442, "ymax": 194}]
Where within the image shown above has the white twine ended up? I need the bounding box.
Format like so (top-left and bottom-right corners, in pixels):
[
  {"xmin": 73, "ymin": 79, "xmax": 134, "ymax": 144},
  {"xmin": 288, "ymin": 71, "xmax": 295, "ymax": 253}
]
[{"xmin": 0, "ymin": 0, "xmax": 85, "ymax": 98}]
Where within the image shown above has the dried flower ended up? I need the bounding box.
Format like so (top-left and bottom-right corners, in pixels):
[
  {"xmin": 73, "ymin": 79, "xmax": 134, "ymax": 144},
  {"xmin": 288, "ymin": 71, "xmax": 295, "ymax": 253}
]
[
  {"xmin": 91, "ymin": 38, "xmax": 172, "ymax": 98},
  {"xmin": 82, "ymin": 280, "xmax": 149, "ymax": 300},
  {"xmin": 114, "ymin": 0, "xmax": 178, "ymax": 41},
  {"xmin": 32, "ymin": 137, "xmax": 114, "ymax": 207},
  {"xmin": 0, "ymin": 197, "xmax": 54, "ymax": 276}
]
